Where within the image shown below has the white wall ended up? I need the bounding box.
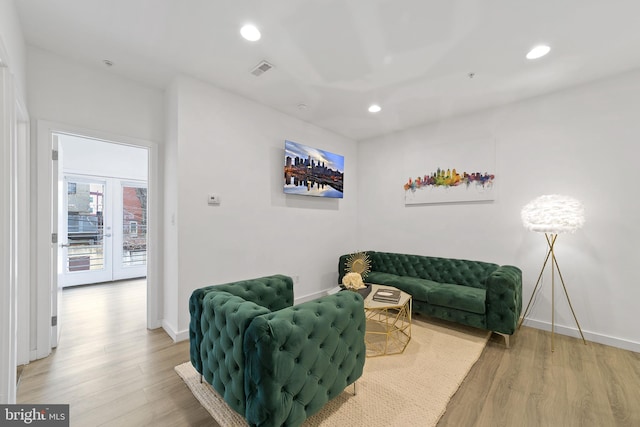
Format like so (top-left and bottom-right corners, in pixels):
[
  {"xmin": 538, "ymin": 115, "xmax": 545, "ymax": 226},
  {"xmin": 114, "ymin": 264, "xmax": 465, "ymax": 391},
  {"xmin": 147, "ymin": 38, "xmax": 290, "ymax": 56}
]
[
  {"xmin": 26, "ymin": 46, "xmax": 164, "ymax": 143},
  {"xmin": 164, "ymin": 76, "xmax": 358, "ymax": 338},
  {"xmin": 0, "ymin": 0, "xmax": 26, "ymax": 103},
  {"xmin": 357, "ymin": 69, "xmax": 640, "ymax": 352}
]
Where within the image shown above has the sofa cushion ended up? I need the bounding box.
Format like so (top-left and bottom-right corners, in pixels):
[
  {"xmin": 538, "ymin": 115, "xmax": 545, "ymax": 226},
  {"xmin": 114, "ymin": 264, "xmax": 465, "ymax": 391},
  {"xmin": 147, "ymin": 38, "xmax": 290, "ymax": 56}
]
[
  {"xmin": 387, "ymin": 276, "xmax": 440, "ymax": 302},
  {"xmin": 365, "ymin": 271, "xmax": 402, "ymax": 287},
  {"xmin": 427, "ymin": 283, "xmax": 486, "ymax": 314}
]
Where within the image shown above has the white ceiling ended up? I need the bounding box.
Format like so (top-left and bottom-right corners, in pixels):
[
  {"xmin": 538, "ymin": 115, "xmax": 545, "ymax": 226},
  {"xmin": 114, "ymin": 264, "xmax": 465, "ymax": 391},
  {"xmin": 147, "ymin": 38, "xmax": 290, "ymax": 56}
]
[{"xmin": 14, "ymin": 0, "xmax": 640, "ymax": 140}]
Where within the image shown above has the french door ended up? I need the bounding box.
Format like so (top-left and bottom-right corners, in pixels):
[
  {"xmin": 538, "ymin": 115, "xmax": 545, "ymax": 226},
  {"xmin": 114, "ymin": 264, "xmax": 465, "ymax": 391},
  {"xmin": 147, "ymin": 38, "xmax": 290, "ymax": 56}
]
[{"xmin": 59, "ymin": 175, "xmax": 147, "ymax": 287}]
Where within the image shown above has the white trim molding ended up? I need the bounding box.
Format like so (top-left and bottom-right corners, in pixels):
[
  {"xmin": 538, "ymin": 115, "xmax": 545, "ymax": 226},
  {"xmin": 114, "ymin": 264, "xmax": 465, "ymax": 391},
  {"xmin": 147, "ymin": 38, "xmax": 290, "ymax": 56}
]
[
  {"xmin": 162, "ymin": 320, "xmax": 189, "ymax": 343},
  {"xmin": 521, "ymin": 318, "xmax": 640, "ymax": 353},
  {"xmin": 0, "ymin": 65, "xmax": 17, "ymax": 404}
]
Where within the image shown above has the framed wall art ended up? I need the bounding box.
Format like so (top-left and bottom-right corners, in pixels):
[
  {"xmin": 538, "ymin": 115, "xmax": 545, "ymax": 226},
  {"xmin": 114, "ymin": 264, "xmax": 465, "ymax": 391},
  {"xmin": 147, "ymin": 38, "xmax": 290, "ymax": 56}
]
[{"xmin": 403, "ymin": 139, "xmax": 496, "ymax": 205}]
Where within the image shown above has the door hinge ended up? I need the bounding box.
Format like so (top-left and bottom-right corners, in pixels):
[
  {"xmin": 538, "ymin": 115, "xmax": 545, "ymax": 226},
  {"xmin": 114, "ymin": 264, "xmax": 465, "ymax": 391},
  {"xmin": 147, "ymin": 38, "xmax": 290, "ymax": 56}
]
[
  {"xmin": 52, "ymin": 233, "xmax": 58, "ymax": 244},
  {"xmin": 51, "ymin": 316, "xmax": 57, "ymax": 327},
  {"xmin": 52, "ymin": 149, "xmax": 59, "ymax": 161}
]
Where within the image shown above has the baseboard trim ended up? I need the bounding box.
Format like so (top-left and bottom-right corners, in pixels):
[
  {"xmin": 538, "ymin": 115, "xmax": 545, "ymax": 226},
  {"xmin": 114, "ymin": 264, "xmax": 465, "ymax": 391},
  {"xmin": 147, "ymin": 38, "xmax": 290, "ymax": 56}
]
[
  {"xmin": 521, "ymin": 318, "xmax": 640, "ymax": 353},
  {"xmin": 295, "ymin": 288, "xmax": 331, "ymax": 305},
  {"xmin": 147, "ymin": 319, "xmax": 162, "ymax": 330},
  {"xmin": 161, "ymin": 320, "xmax": 189, "ymax": 343}
]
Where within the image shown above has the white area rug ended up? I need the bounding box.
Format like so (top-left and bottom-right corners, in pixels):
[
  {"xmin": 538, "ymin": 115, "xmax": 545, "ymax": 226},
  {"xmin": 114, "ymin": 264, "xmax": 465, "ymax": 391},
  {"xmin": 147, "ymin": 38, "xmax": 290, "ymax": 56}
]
[{"xmin": 176, "ymin": 317, "xmax": 490, "ymax": 427}]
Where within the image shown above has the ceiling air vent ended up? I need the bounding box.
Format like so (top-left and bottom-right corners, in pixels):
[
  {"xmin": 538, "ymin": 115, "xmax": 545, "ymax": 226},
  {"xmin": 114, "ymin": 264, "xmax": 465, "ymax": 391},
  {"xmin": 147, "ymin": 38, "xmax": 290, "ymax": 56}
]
[{"xmin": 251, "ymin": 60, "xmax": 274, "ymax": 77}]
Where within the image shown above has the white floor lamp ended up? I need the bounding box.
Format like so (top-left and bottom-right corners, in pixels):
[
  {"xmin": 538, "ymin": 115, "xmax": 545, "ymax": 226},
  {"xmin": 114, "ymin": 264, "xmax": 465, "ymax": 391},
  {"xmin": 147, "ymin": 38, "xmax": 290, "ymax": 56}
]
[{"xmin": 519, "ymin": 194, "xmax": 587, "ymax": 351}]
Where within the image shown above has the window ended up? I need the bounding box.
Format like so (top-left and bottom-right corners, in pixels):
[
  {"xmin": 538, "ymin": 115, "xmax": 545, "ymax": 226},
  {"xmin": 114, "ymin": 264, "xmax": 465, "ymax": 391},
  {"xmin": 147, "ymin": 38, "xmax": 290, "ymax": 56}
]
[{"xmin": 129, "ymin": 221, "xmax": 138, "ymax": 237}]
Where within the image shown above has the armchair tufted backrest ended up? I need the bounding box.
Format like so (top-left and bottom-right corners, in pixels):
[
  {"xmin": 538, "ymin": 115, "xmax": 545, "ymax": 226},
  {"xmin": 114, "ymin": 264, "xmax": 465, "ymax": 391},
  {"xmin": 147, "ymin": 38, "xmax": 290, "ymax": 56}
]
[
  {"xmin": 189, "ymin": 275, "xmax": 294, "ymax": 375},
  {"xmin": 367, "ymin": 251, "xmax": 498, "ymax": 289},
  {"xmin": 243, "ymin": 291, "xmax": 366, "ymax": 427}
]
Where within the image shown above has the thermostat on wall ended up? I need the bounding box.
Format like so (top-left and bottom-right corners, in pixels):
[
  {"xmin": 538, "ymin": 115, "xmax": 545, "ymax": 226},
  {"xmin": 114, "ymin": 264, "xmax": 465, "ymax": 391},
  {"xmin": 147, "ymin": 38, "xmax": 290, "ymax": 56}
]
[{"xmin": 208, "ymin": 194, "xmax": 221, "ymax": 205}]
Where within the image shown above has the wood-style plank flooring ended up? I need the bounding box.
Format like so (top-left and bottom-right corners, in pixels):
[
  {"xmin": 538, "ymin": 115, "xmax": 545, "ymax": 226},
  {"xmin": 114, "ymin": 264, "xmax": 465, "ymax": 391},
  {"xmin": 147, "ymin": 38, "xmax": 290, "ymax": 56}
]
[
  {"xmin": 16, "ymin": 279, "xmax": 215, "ymax": 427},
  {"xmin": 439, "ymin": 321, "xmax": 640, "ymax": 427},
  {"xmin": 17, "ymin": 280, "xmax": 640, "ymax": 426}
]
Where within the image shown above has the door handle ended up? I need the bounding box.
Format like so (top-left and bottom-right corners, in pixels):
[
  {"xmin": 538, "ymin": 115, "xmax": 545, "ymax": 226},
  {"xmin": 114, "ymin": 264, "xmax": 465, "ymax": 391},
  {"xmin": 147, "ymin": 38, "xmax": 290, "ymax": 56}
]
[
  {"xmin": 59, "ymin": 243, "xmax": 70, "ymax": 248},
  {"xmin": 104, "ymin": 233, "xmax": 112, "ymax": 238}
]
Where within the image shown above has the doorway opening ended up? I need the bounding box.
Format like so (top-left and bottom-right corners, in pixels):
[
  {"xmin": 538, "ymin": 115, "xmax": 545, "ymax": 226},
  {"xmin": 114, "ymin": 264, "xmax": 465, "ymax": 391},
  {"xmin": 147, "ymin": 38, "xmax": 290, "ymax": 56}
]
[{"xmin": 53, "ymin": 133, "xmax": 149, "ymax": 348}]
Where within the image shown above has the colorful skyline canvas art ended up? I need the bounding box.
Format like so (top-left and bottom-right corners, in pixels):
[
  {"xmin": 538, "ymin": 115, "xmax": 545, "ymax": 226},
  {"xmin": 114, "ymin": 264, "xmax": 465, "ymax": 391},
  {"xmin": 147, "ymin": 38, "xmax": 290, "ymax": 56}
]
[{"xmin": 404, "ymin": 139, "xmax": 496, "ymax": 205}]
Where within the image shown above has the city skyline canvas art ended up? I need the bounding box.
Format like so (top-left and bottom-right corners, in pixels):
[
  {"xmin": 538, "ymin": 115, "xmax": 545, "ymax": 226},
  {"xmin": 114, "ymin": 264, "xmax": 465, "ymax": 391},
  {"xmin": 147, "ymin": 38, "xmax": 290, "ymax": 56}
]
[
  {"xmin": 284, "ymin": 140, "xmax": 344, "ymax": 198},
  {"xmin": 404, "ymin": 139, "xmax": 496, "ymax": 205}
]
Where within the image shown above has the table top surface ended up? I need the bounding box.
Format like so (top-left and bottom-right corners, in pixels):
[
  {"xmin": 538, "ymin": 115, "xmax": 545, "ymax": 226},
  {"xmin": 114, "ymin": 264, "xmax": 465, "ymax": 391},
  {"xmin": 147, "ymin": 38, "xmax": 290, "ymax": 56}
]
[{"xmin": 363, "ymin": 284, "xmax": 412, "ymax": 309}]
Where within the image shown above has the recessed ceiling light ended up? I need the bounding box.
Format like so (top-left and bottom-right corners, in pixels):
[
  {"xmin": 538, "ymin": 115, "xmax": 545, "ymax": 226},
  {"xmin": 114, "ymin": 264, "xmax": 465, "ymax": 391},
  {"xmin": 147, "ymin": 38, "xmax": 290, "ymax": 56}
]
[
  {"xmin": 240, "ymin": 24, "xmax": 261, "ymax": 42},
  {"xmin": 526, "ymin": 45, "xmax": 550, "ymax": 60},
  {"xmin": 103, "ymin": 59, "xmax": 114, "ymax": 67},
  {"xmin": 297, "ymin": 103, "xmax": 308, "ymax": 110},
  {"xmin": 368, "ymin": 104, "xmax": 382, "ymax": 113}
]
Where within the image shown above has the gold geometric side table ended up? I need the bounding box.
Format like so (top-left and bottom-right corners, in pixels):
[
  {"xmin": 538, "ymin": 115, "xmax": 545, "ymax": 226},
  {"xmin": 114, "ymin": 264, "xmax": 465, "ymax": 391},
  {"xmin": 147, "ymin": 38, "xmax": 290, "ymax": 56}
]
[{"xmin": 363, "ymin": 284, "xmax": 412, "ymax": 357}]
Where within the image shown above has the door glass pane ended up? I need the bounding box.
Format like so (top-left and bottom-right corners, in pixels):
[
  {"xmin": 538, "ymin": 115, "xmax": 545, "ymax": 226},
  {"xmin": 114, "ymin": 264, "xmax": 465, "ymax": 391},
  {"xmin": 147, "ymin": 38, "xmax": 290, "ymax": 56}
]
[
  {"xmin": 67, "ymin": 181, "xmax": 105, "ymax": 272},
  {"xmin": 122, "ymin": 186, "xmax": 147, "ymax": 267}
]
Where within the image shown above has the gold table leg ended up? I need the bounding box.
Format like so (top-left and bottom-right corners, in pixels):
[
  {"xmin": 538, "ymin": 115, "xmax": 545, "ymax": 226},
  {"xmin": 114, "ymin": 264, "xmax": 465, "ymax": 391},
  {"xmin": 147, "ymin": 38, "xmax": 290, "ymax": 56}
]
[{"xmin": 364, "ymin": 298, "xmax": 412, "ymax": 357}]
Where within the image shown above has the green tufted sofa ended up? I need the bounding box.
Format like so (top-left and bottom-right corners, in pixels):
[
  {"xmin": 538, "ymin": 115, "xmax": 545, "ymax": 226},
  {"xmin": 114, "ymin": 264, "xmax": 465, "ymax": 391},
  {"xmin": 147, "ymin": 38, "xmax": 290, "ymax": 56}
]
[
  {"xmin": 189, "ymin": 274, "xmax": 366, "ymax": 427},
  {"xmin": 339, "ymin": 252, "xmax": 522, "ymax": 345}
]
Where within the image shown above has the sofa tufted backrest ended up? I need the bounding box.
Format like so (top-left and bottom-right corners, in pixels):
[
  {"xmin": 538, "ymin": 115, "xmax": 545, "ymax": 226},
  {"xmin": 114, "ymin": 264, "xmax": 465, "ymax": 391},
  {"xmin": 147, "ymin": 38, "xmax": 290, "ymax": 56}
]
[
  {"xmin": 243, "ymin": 291, "xmax": 366, "ymax": 426},
  {"xmin": 367, "ymin": 251, "xmax": 498, "ymax": 289},
  {"xmin": 189, "ymin": 275, "xmax": 294, "ymax": 375}
]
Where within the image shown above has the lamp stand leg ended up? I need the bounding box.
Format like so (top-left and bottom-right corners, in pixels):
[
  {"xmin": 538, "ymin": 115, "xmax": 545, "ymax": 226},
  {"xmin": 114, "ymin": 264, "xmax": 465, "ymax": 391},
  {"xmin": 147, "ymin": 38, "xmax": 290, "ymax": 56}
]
[
  {"xmin": 549, "ymin": 237, "xmax": 587, "ymax": 346},
  {"xmin": 550, "ymin": 234, "xmax": 556, "ymax": 351},
  {"xmin": 518, "ymin": 243, "xmax": 553, "ymax": 330},
  {"xmin": 520, "ymin": 233, "xmax": 587, "ymax": 351}
]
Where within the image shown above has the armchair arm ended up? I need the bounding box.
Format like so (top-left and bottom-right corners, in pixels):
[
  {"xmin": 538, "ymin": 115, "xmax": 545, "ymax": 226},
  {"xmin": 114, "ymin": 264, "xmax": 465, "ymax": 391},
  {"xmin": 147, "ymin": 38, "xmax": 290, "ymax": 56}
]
[
  {"xmin": 243, "ymin": 291, "xmax": 366, "ymax": 427},
  {"xmin": 485, "ymin": 265, "xmax": 523, "ymax": 335},
  {"xmin": 199, "ymin": 291, "xmax": 270, "ymax": 416},
  {"xmin": 189, "ymin": 284, "xmax": 219, "ymax": 374},
  {"xmin": 189, "ymin": 274, "xmax": 293, "ymax": 374}
]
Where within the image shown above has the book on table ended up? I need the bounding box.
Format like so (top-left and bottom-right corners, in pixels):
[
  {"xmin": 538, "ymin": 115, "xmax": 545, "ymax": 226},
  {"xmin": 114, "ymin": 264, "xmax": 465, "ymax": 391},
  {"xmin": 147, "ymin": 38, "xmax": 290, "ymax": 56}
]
[{"xmin": 372, "ymin": 288, "xmax": 401, "ymax": 303}]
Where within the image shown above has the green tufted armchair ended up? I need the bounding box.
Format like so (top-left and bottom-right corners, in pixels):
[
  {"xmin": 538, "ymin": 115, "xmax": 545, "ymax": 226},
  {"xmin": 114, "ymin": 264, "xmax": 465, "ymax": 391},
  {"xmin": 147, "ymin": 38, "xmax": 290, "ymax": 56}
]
[
  {"xmin": 339, "ymin": 252, "xmax": 522, "ymax": 346},
  {"xmin": 189, "ymin": 274, "xmax": 366, "ymax": 426}
]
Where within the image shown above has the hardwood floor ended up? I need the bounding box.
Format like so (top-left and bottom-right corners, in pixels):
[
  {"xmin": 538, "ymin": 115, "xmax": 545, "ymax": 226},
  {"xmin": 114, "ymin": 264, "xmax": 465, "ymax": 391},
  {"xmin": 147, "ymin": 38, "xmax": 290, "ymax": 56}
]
[
  {"xmin": 17, "ymin": 282, "xmax": 640, "ymax": 426},
  {"xmin": 16, "ymin": 280, "xmax": 215, "ymax": 427},
  {"xmin": 439, "ymin": 322, "xmax": 640, "ymax": 427}
]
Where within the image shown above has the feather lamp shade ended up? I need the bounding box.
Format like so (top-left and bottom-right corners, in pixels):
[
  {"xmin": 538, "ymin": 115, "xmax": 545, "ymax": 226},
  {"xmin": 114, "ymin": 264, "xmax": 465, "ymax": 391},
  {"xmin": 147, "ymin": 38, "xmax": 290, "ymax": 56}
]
[{"xmin": 521, "ymin": 195, "xmax": 585, "ymax": 234}]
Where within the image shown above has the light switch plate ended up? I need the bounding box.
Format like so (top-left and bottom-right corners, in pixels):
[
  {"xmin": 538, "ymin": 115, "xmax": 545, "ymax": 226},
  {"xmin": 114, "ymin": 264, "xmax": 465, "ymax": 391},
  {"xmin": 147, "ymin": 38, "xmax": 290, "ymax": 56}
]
[{"xmin": 207, "ymin": 194, "xmax": 221, "ymax": 205}]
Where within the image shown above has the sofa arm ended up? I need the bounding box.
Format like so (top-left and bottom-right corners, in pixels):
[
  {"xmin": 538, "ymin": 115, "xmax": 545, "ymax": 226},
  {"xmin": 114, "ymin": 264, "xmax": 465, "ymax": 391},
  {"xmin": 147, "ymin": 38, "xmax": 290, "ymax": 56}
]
[
  {"xmin": 485, "ymin": 265, "xmax": 523, "ymax": 335},
  {"xmin": 200, "ymin": 291, "xmax": 270, "ymax": 415},
  {"xmin": 243, "ymin": 291, "xmax": 366, "ymax": 427}
]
